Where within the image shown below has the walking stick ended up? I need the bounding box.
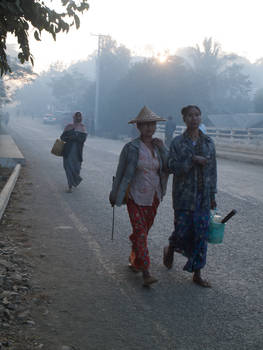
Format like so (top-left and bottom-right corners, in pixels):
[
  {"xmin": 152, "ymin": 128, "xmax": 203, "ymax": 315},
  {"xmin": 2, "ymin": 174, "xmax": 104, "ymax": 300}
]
[
  {"xmin": 111, "ymin": 176, "xmax": 115, "ymax": 241},
  {"xmin": 111, "ymin": 204, "xmax": 115, "ymax": 241}
]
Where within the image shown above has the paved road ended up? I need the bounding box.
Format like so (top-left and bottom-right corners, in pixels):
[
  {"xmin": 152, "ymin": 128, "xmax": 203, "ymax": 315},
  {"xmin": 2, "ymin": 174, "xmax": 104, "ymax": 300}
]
[{"xmin": 8, "ymin": 118, "xmax": 263, "ymax": 350}]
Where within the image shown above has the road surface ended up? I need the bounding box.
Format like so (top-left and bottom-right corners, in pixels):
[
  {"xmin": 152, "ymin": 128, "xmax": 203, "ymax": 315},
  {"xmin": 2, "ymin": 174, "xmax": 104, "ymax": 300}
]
[{"xmin": 7, "ymin": 117, "xmax": 263, "ymax": 350}]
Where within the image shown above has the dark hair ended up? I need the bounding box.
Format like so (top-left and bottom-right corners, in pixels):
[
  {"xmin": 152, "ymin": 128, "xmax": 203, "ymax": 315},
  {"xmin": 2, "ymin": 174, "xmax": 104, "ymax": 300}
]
[{"xmin": 181, "ymin": 105, "xmax": 201, "ymax": 117}]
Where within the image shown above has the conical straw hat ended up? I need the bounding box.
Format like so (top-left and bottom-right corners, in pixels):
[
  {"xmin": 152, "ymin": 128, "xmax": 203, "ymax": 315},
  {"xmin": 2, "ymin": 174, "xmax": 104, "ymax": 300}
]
[{"xmin": 128, "ymin": 106, "xmax": 166, "ymax": 124}]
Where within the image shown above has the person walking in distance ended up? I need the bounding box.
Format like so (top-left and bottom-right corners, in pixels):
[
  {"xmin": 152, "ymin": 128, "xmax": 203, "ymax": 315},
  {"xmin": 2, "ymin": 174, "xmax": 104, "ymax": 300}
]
[
  {"xmin": 109, "ymin": 106, "xmax": 169, "ymax": 286},
  {"xmin": 165, "ymin": 115, "xmax": 176, "ymax": 147},
  {"xmin": 163, "ymin": 105, "xmax": 217, "ymax": 287},
  {"xmin": 60, "ymin": 112, "xmax": 87, "ymax": 193}
]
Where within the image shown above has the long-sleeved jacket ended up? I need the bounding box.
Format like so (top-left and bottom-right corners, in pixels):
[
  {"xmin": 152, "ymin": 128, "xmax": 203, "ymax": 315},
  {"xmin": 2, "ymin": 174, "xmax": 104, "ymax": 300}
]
[
  {"xmin": 60, "ymin": 129, "xmax": 87, "ymax": 162},
  {"xmin": 110, "ymin": 138, "xmax": 169, "ymax": 207},
  {"xmin": 168, "ymin": 131, "xmax": 217, "ymax": 211}
]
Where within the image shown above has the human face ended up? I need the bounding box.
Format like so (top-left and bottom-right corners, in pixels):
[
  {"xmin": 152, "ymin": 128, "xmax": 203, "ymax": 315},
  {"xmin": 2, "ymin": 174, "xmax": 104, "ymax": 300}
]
[
  {"xmin": 183, "ymin": 107, "xmax": 201, "ymax": 131},
  {"xmin": 137, "ymin": 121, "xmax": 156, "ymax": 138},
  {"xmin": 74, "ymin": 112, "xmax": 82, "ymax": 123}
]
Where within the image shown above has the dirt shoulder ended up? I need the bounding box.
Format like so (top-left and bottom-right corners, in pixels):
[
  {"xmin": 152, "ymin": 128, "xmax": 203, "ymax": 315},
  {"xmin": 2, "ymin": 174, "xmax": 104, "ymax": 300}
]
[
  {"xmin": 0, "ymin": 167, "xmax": 46, "ymax": 350},
  {"xmin": 0, "ymin": 168, "xmax": 13, "ymax": 192}
]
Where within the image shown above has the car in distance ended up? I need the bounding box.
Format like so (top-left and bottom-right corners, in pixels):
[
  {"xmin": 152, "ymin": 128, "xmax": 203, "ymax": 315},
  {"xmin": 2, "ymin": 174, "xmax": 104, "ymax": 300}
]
[{"xmin": 43, "ymin": 114, "xmax": 57, "ymax": 124}]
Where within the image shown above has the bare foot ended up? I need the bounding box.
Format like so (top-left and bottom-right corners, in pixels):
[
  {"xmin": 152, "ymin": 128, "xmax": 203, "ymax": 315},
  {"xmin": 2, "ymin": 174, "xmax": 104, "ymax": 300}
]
[
  {"xmin": 128, "ymin": 263, "xmax": 140, "ymax": 273},
  {"xmin": 143, "ymin": 275, "xmax": 158, "ymax": 287},
  {"xmin": 142, "ymin": 270, "xmax": 158, "ymax": 286},
  {"xmin": 163, "ymin": 246, "xmax": 174, "ymax": 269},
  {"xmin": 193, "ymin": 275, "xmax": 211, "ymax": 288}
]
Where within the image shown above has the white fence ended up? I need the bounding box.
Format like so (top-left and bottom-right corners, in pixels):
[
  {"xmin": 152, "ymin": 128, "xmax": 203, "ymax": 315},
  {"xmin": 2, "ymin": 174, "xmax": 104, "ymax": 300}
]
[{"xmin": 157, "ymin": 124, "xmax": 263, "ymax": 145}]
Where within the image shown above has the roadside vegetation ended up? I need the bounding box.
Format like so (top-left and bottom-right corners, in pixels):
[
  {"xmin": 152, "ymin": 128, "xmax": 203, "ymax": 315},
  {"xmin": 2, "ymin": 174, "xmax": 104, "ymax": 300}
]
[{"xmin": 10, "ymin": 37, "xmax": 263, "ymax": 137}]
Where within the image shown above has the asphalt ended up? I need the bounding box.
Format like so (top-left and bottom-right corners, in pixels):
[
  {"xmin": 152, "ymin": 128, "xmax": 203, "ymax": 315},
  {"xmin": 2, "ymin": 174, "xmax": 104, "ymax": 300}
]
[
  {"xmin": 2, "ymin": 121, "xmax": 263, "ymax": 350},
  {"xmin": 0, "ymin": 131, "xmax": 263, "ymax": 223},
  {"xmin": 216, "ymin": 145, "xmax": 263, "ymax": 166}
]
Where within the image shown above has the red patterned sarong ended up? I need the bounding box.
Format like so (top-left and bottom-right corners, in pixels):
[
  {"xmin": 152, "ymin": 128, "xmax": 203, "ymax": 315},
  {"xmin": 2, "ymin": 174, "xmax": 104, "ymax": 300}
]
[{"xmin": 127, "ymin": 195, "xmax": 159, "ymax": 271}]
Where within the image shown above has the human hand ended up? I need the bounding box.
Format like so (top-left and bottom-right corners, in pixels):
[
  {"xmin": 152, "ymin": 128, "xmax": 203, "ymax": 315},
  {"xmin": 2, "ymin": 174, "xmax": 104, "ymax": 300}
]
[
  {"xmin": 109, "ymin": 193, "xmax": 115, "ymax": 207},
  {"xmin": 152, "ymin": 138, "xmax": 164, "ymax": 148},
  {"xmin": 210, "ymin": 199, "xmax": 217, "ymax": 210},
  {"xmin": 193, "ymin": 155, "xmax": 208, "ymax": 166}
]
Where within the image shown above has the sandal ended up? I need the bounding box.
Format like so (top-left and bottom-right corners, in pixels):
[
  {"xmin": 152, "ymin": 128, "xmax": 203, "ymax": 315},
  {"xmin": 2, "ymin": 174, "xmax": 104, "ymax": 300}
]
[
  {"xmin": 163, "ymin": 246, "xmax": 174, "ymax": 269},
  {"xmin": 143, "ymin": 275, "xmax": 158, "ymax": 287},
  {"xmin": 128, "ymin": 263, "xmax": 140, "ymax": 273},
  {"xmin": 193, "ymin": 275, "xmax": 212, "ymax": 288}
]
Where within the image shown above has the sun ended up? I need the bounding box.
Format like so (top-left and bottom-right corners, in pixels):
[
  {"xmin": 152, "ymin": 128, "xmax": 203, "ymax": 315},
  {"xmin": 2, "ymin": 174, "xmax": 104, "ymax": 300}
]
[{"xmin": 157, "ymin": 54, "xmax": 168, "ymax": 64}]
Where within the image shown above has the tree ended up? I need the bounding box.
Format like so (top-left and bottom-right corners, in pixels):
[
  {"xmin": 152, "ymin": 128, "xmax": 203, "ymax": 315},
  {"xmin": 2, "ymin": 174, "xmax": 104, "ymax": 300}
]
[
  {"xmin": 0, "ymin": 0, "xmax": 89, "ymax": 75},
  {"xmin": 0, "ymin": 52, "xmax": 35, "ymax": 119},
  {"xmin": 50, "ymin": 70, "xmax": 93, "ymax": 112},
  {"xmin": 254, "ymin": 88, "xmax": 263, "ymax": 113},
  {"xmin": 14, "ymin": 74, "xmax": 54, "ymax": 117},
  {"xmin": 0, "ymin": 79, "xmax": 7, "ymax": 107},
  {"xmin": 184, "ymin": 38, "xmax": 251, "ymax": 114},
  {"xmin": 96, "ymin": 37, "xmax": 131, "ymax": 131},
  {"xmin": 14, "ymin": 56, "xmax": 96, "ymax": 119},
  {"xmin": 101, "ymin": 38, "xmax": 252, "ymax": 138},
  {"xmin": 104, "ymin": 55, "xmax": 191, "ymax": 137}
]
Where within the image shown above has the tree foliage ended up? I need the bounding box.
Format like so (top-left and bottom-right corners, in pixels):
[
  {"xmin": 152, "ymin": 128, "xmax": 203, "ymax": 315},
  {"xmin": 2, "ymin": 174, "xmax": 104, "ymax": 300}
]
[
  {"xmin": 13, "ymin": 37, "xmax": 255, "ymax": 137},
  {"xmin": 15, "ymin": 63, "xmax": 94, "ymax": 119},
  {"xmin": 178, "ymin": 38, "xmax": 251, "ymax": 116},
  {"xmin": 96, "ymin": 36, "xmax": 131, "ymax": 130},
  {"xmin": 0, "ymin": 79, "xmax": 7, "ymax": 107},
  {"xmin": 0, "ymin": 0, "xmax": 89, "ymax": 75},
  {"xmin": 254, "ymin": 88, "xmax": 263, "ymax": 113},
  {"xmin": 104, "ymin": 56, "xmax": 195, "ymax": 136},
  {"xmin": 15, "ymin": 73, "xmax": 53, "ymax": 116},
  {"xmin": 50, "ymin": 70, "xmax": 94, "ymax": 112},
  {"xmin": 0, "ymin": 53, "xmax": 35, "ymax": 110},
  {"xmin": 98, "ymin": 40, "xmax": 251, "ymax": 137}
]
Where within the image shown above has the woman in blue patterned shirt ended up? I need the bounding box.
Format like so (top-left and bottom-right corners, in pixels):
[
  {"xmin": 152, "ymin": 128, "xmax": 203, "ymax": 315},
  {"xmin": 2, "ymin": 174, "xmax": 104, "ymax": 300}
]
[{"xmin": 163, "ymin": 105, "xmax": 217, "ymax": 287}]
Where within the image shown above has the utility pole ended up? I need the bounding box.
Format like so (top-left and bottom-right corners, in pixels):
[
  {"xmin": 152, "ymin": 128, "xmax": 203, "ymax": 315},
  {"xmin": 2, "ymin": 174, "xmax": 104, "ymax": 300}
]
[{"xmin": 91, "ymin": 34, "xmax": 109, "ymax": 135}]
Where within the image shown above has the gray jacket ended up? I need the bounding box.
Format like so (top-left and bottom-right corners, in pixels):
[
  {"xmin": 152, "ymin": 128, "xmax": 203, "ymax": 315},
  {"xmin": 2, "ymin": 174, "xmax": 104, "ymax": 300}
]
[{"xmin": 110, "ymin": 138, "xmax": 169, "ymax": 207}]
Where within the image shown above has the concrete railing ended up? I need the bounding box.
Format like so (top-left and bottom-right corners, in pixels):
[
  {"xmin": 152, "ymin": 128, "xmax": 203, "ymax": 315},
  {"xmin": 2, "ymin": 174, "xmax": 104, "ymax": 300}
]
[{"xmin": 157, "ymin": 124, "xmax": 263, "ymax": 145}]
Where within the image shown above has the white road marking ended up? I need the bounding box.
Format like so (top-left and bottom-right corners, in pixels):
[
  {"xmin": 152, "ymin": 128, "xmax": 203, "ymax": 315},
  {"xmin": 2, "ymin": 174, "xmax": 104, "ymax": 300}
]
[
  {"xmin": 55, "ymin": 226, "xmax": 73, "ymax": 230},
  {"xmin": 44, "ymin": 176, "xmax": 173, "ymax": 345}
]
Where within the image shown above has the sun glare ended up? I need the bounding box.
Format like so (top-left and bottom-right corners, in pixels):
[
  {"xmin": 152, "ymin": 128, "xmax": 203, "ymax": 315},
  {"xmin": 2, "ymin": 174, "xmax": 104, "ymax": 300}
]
[{"xmin": 156, "ymin": 53, "xmax": 168, "ymax": 64}]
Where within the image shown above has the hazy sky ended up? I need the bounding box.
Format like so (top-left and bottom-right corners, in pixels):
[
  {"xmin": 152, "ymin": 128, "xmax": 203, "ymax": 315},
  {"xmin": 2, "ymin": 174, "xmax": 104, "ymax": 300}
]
[{"xmin": 14, "ymin": 0, "xmax": 263, "ymax": 72}]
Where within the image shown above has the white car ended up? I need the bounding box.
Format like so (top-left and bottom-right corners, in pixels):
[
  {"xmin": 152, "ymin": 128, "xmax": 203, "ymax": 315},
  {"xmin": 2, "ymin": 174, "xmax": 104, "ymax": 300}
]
[{"xmin": 43, "ymin": 114, "xmax": 57, "ymax": 124}]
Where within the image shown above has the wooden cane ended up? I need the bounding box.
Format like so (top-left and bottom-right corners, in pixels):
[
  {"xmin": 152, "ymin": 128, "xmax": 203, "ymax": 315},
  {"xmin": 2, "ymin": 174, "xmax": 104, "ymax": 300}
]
[
  {"xmin": 111, "ymin": 176, "xmax": 115, "ymax": 241},
  {"xmin": 111, "ymin": 205, "xmax": 115, "ymax": 241}
]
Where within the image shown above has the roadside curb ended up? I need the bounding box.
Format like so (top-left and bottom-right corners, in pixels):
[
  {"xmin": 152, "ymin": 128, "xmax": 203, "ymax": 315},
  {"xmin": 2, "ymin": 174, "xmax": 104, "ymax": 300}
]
[{"xmin": 0, "ymin": 164, "xmax": 21, "ymax": 222}]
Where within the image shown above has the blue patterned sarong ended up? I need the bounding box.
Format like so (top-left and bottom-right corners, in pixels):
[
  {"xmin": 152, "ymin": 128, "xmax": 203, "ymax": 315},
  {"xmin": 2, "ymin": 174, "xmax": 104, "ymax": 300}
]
[
  {"xmin": 169, "ymin": 194, "xmax": 210, "ymax": 272},
  {"xmin": 63, "ymin": 142, "xmax": 82, "ymax": 188}
]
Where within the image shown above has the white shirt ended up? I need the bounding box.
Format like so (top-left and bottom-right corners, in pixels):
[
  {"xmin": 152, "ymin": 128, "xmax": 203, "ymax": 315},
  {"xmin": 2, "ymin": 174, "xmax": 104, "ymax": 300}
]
[{"xmin": 129, "ymin": 141, "xmax": 161, "ymax": 206}]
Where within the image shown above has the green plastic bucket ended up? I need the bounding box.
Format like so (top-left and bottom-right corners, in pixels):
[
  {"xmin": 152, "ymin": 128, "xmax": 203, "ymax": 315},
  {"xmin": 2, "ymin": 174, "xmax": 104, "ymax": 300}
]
[{"xmin": 208, "ymin": 221, "xmax": 225, "ymax": 244}]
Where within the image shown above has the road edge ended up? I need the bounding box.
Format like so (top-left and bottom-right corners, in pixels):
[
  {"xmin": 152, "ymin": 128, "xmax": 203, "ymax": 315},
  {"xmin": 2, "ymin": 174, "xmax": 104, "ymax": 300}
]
[
  {"xmin": 216, "ymin": 150, "xmax": 263, "ymax": 166},
  {"xmin": 0, "ymin": 163, "xmax": 21, "ymax": 221}
]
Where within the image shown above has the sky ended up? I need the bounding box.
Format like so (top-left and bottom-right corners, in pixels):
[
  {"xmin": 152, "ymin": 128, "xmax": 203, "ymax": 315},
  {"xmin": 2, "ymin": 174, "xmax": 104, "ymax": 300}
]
[{"xmin": 9, "ymin": 0, "xmax": 263, "ymax": 73}]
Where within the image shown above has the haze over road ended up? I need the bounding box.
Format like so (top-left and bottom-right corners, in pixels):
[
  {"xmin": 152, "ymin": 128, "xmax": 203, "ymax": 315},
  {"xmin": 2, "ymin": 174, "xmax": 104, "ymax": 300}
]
[{"xmin": 8, "ymin": 118, "xmax": 263, "ymax": 350}]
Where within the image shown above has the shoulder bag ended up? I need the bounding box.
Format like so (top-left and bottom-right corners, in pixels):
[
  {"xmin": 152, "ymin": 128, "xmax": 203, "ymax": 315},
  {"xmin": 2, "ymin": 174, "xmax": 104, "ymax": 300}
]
[{"xmin": 51, "ymin": 139, "xmax": 65, "ymax": 157}]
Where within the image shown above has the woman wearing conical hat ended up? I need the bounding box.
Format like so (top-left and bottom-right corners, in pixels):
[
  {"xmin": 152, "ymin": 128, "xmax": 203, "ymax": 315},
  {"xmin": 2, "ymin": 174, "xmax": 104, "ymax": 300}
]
[{"xmin": 109, "ymin": 106, "xmax": 169, "ymax": 287}]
